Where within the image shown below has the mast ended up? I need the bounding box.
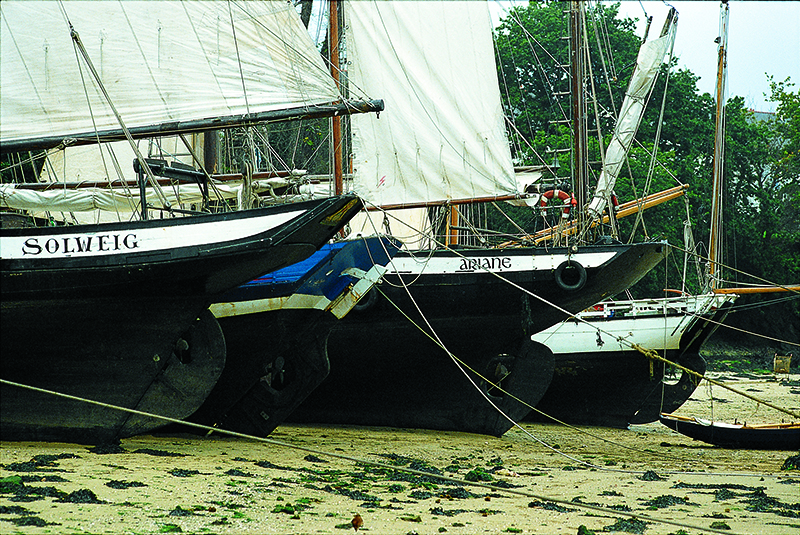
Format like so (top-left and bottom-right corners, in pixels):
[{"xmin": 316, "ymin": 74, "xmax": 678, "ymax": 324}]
[
  {"xmin": 330, "ymin": 0, "xmax": 344, "ymax": 196},
  {"xmin": 569, "ymin": 1, "xmax": 589, "ymax": 235},
  {"xmin": 708, "ymin": 0, "xmax": 729, "ymax": 290}
]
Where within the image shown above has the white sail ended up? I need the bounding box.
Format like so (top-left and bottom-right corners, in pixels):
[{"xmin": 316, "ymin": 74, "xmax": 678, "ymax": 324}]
[
  {"xmin": 0, "ymin": 182, "xmax": 241, "ymax": 214},
  {"xmin": 345, "ymin": 0, "xmax": 519, "ymax": 207},
  {"xmin": 586, "ymin": 11, "xmax": 677, "ymax": 220},
  {"xmin": 0, "ymin": 0, "xmax": 341, "ymax": 150}
]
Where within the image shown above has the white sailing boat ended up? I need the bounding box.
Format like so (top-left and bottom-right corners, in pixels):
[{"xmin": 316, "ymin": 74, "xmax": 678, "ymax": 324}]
[
  {"xmin": 289, "ymin": 0, "xmax": 667, "ymax": 436},
  {"xmin": 0, "ymin": 0, "xmax": 383, "ymax": 443},
  {"xmin": 529, "ymin": 4, "xmax": 740, "ymax": 428}
]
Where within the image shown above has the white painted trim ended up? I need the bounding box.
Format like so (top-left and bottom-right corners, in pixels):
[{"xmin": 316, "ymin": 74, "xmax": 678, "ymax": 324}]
[
  {"xmin": 0, "ymin": 209, "xmax": 304, "ymax": 260},
  {"xmin": 387, "ymin": 251, "xmax": 617, "ymax": 276}
]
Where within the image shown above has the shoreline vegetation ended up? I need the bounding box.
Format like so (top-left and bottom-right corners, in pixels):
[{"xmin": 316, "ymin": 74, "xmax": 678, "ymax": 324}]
[{"xmin": 1, "ymin": 366, "xmax": 798, "ymax": 535}]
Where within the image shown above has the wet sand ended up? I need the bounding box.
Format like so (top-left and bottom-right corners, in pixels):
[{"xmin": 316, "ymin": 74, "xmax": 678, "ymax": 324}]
[{"xmin": 1, "ymin": 371, "xmax": 798, "ymax": 535}]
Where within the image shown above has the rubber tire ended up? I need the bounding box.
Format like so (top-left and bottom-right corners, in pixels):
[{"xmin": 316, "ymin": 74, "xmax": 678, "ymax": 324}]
[
  {"xmin": 352, "ymin": 288, "xmax": 378, "ymax": 312},
  {"xmin": 554, "ymin": 260, "xmax": 587, "ymax": 291}
]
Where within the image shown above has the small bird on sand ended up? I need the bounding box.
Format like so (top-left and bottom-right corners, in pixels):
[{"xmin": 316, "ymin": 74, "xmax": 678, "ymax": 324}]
[{"xmin": 351, "ymin": 513, "xmax": 363, "ymax": 532}]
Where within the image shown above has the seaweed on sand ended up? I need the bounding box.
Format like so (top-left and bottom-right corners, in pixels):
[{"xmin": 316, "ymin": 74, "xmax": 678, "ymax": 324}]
[
  {"xmin": 640, "ymin": 495, "xmax": 697, "ymax": 509},
  {"xmin": 167, "ymin": 469, "xmax": 200, "ymax": 478},
  {"xmin": 2, "ymin": 454, "xmax": 77, "ymax": 472},
  {"xmin": 602, "ymin": 517, "xmax": 649, "ymax": 533},
  {"xmin": 744, "ymin": 488, "xmax": 800, "ymax": 518},
  {"xmin": 133, "ymin": 448, "xmax": 185, "ymax": 457},
  {"xmin": 1, "ymin": 515, "xmax": 53, "ymax": 527},
  {"xmin": 56, "ymin": 489, "xmax": 104, "ymax": 504},
  {"xmin": 637, "ymin": 471, "xmax": 664, "ymax": 481},
  {"xmin": 106, "ymin": 480, "xmax": 146, "ymax": 489},
  {"xmin": 528, "ymin": 500, "xmax": 577, "ymax": 513},
  {"xmin": 782, "ymin": 454, "xmax": 800, "ymax": 471}
]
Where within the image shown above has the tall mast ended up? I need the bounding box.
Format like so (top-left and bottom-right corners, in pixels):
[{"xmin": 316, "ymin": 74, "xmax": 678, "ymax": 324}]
[
  {"xmin": 569, "ymin": 0, "xmax": 589, "ymax": 234},
  {"xmin": 330, "ymin": 0, "xmax": 344, "ymax": 195},
  {"xmin": 708, "ymin": 0, "xmax": 729, "ymax": 290}
]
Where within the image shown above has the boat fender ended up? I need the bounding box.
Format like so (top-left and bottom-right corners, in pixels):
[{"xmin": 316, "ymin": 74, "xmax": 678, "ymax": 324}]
[
  {"xmin": 352, "ymin": 288, "xmax": 378, "ymax": 312},
  {"xmin": 554, "ymin": 260, "xmax": 587, "ymax": 291},
  {"xmin": 539, "ymin": 189, "xmax": 578, "ymax": 218}
]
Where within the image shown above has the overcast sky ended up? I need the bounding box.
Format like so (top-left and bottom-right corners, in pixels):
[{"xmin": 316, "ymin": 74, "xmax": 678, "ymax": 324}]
[
  {"xmin": 615, "ymin": 1, "xmax": 800, "ymax": 112},
  {"xmin": 490, "ymin": 1, "xmax": 800, "ymax": 112}
]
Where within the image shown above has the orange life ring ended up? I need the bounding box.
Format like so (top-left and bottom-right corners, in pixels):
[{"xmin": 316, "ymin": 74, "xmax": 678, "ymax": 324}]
[{"xmin": 540, "ymin": 189, "xmax": 578, "ymax": 218}]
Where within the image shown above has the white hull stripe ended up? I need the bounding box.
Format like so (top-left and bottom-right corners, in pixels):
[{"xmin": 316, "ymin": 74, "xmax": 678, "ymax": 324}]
[
  {"xmin": 0, "ymin": 209, "xmax": 305, "ymax": 260},
  {"xmin": 387, "ymin": 251, "xmax": 618, "ymax": 276}
]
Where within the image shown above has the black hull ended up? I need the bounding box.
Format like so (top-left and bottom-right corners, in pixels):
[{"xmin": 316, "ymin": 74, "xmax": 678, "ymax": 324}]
[
  {"xmin": 188, "ymin": 309, "xmax": 334, "ymax": 437},
  {"xmin": 529, "ymin": 300, "xmax": 734, "ymax": 428},
  {"xmin": 181, "ymin": 236, "xmax": 400, "ymax": 438},
  {"xmin": 660, "ymin": 415, "xmax": 800, "ymax": 450},
  {"xmin": 289, "ymin": 242, "xmax": 667, "ymax": 436},
  {"xmin": 529, "ymin": 350, "xmax": 706, "ymax": 428},
  {"xmin": 0, "ymin": 195, "xmax": 362, "ymax": 443}
]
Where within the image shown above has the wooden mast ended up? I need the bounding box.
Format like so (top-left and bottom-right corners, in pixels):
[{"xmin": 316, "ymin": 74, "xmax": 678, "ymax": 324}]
[
  {"xmin": 569, "ymin": 1, "xmax": 589, "ymax": 237},
  {"xmin": 708, "ymin": 0, "xmax": 729, "ymax": 290},
  {"xmin": 329, "ymin": 0, "xmax": 344, "ymax": 196}
]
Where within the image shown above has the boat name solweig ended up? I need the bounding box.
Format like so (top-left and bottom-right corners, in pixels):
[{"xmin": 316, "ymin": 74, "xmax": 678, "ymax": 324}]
[
  {"xmin": 22, "ymin": 233, "xmax": 139, "ymax": 255},
  {"xmin": 459, "ymin": 257, "xmax": 512, "ymax": 271}
]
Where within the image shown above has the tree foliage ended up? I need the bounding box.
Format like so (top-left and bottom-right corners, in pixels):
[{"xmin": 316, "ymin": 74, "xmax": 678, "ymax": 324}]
[{"xmin": 493, "ymin": 2, "xmax": 799, "ymax": 345}]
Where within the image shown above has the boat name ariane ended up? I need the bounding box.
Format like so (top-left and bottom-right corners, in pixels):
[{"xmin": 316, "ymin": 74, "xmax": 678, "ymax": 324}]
[
  {"xmin": 459, "ymin": 257, "xmax": 512, "ymax": 271},
  {"xmin": 388, "ymin": 251, "xmax": 618, "ymax": 275}
]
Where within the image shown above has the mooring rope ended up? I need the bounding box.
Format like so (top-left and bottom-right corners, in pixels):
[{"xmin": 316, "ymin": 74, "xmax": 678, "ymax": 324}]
[{"xmin": 0, "ymin": 378, "xmax": 739, "ymax": 535}]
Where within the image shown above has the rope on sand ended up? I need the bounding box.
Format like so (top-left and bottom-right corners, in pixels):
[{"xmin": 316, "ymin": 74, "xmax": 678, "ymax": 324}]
[{"xmin": 0, "ymin": 378, "xmax": 739, "ymax": 535}]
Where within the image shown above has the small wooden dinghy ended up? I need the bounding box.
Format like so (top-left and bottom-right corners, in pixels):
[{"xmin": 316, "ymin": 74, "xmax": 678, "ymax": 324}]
[{"xmin": 659, "ymin": 413, "xmax": 800, "ymax": 450}]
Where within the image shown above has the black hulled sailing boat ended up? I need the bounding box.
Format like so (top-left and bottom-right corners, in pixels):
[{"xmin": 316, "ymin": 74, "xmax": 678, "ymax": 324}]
[
  {"xmin": 0, "ymin": 0, "xmax": 382, "ymax": 443},
  {"xmin": 288, "ymin": 1, "xmax": 666, "ymax": 436}
]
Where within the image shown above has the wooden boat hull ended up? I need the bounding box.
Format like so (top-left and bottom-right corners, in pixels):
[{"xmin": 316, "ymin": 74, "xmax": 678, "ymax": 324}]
[
  {"xmin": 185, "ymin": 236, "xmax": 401, "ymax": 437},
  {"xmin": 0, "ymin": 195, "xmax": 362, "ymax": 443},
  {"xmin": 528, "ymin": 296, "xmax": 734, "ymax": 427},
  {"xmin": 660, "ymin": 413, "xmax": 800, "ymax": 450},
  {"xmin": 289, "ymin": 242, "xmax": 667, "ymax": 436}
]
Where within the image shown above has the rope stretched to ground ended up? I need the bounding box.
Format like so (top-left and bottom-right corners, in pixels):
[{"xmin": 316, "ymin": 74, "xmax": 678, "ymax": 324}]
[
  {"xmin": 0, "ymin": 378, "xmax": 740, "ymax": 535},
  {"xmin": 631, "ymin": 343, "xmax": 800, "ymax": 419}
]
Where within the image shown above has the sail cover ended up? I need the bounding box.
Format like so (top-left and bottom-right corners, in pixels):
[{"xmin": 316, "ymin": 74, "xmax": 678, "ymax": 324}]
[
  {"xmin": 586, "ymin": 11, "xmax": 677, "ymax": 220},
  {"xmin": 0, "ymin": 0, "xmax": 340, "ymax": 151},
  {"xmin": 345, "ymin": 0, "xmax": 519, "ymax": 207}
]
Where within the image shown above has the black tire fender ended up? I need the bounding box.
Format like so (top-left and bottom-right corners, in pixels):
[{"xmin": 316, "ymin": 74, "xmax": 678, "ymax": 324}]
[
  {"xmin": 352, "ymin": 288, "xmax": 378, "ymax": 312},
  {"xmin": 554, "ymin": 260, "xmax": 587, "ymax": 291}
]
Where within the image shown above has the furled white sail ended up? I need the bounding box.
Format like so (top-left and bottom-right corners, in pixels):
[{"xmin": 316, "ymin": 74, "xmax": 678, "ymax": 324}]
[
  {"xmin": 344, "ymin": 0, "xmax": 519, "ymax": 207},
  {"xmin": 0, "ymin": 0, "xmax": 341, "ymax": 150},
  {"xmin": 0, "ymin": 183, "xmax": 236, "ymax": 213},
  {"xmin": 586, "ymin": 11, "xmax": 677, "ymax": 220}
]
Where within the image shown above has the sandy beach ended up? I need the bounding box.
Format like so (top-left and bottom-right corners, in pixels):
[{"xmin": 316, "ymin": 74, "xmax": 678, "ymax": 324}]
[{"xmin": 1, "ymin": 371, "xmax": 798, "ymax": 535}]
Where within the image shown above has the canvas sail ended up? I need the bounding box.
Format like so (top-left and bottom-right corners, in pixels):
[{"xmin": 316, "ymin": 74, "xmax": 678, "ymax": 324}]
[
  {"xmin": 586, "ymin": 9, "xmax": 677, "ymax": 220},
  {"xmin": 0, "ymin": 0, "xmax": 347, "ymax": 152},
  {"xmin": 344, "ymin": 0, "xmax": 519, "ymax": 208}
]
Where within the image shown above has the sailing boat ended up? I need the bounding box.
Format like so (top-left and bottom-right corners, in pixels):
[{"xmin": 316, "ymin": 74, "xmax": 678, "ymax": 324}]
[
  {"xmin": 525, "ymin": 6, "xmax": 739, "ymax": 428},
  {"xmin": 288, "ymin": 0, "xmax": 667, "ymax": 436},
  {"xmin": 659, "ymin": 1, "xmax": 799, "ymax": 446},
  {"xmin": 0, "ymin": 0, "xmax": 382, "ymax": 443}
]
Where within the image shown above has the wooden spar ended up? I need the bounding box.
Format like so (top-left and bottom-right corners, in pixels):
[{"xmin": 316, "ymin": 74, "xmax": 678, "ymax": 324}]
[
  {"xmin": 10, "ymin": 170, "xmax": 306, "ymax": 191},
  {"xmin": 525, "ymin": 184, "xmax": 689, "ymax": 244},
  {"xmin": 713, "ymin": 285, "xmax": 800, "ymax": 295},
  {"xmin": 330, "ymin": 0, "xmax": 344, "ymax": 196},
  {"xmin": 448, "ymin": 206, "xmax": 459, "ymax": 246},
  {"xmin": 708, "ymin": 1, "xmax": 729, "ymax": 290},
  {"xmin": 569, "ymin": 0, "xmax": 589, "ymax": 232},
  {"xmin": 1, "ymin": 99, "xmax": 384, "ymax": 155},
  {"xmin": 363, "ymin": 194, "xmax": 527, "ymax": 211}
]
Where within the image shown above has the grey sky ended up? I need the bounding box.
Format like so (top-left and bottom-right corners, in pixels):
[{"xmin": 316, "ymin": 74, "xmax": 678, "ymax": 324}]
[
  {"xmin": 490, "ymin": 1, "xmax": 799, "ymax": 112},
  {"xmin": 613, "ymin": 1, "xmax": 799, "ymax": 112}
]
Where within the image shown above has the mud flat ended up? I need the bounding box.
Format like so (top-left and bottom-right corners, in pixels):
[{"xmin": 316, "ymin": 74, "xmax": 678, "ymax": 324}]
[{"xmin": 1, "ymin": 371, "xmax": 798, "ymax": 534}]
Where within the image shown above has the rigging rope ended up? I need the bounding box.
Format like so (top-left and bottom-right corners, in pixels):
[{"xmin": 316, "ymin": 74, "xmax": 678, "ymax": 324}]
[{"xmin": 0, "ymin": 377, "xmax": 739, "ymax": 535}]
